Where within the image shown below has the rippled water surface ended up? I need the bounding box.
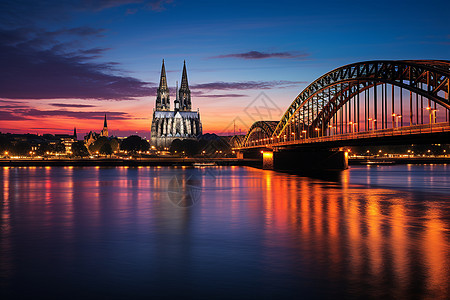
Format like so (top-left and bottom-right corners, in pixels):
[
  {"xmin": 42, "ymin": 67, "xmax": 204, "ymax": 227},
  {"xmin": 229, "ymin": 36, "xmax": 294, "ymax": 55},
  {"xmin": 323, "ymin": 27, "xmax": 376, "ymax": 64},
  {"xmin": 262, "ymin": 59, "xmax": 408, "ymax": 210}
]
[{"xmin": 1, "ymin": 165, "xmax": 449, "ymax": 299}]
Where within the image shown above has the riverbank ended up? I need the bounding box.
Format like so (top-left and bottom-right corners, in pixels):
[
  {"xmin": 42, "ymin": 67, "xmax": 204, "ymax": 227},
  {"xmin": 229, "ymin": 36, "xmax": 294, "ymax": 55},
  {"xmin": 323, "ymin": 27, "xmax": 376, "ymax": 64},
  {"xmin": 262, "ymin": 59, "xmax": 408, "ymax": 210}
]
[
  {"xmin": 0, "ymin": 157, "xmax": 261, "ymax": 167},
  {"xmin": 1, "ymin": 157, "xmax": 448, "ymax": 167},
  {"xmin": 349, "ymin": 156, "xmax": 450, "ymax": 165}
]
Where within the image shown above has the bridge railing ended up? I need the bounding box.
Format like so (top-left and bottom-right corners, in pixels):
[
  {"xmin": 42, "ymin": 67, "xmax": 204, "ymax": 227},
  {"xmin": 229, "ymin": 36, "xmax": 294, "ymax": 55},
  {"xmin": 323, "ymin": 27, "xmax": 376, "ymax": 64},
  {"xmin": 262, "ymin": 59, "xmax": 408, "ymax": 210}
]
[{"xmin": 238, "ymin": 122, "xmax": 450, "ymax": 149}]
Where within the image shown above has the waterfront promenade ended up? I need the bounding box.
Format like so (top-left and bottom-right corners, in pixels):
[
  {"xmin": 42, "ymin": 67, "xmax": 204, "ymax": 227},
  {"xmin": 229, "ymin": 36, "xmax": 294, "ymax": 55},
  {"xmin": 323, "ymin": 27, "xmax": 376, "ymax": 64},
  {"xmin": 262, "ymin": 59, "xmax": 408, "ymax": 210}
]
[{"xmin": 0, "ymin": 157, "xmax": 259, "ymax": 167}]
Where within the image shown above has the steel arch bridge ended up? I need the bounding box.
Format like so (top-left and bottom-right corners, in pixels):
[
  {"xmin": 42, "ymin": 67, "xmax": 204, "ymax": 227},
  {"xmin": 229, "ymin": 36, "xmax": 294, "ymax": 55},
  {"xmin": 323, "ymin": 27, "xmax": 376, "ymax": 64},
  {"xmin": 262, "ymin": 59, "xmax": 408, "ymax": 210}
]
[
  {"xmin": 241, "ymin": 121, "xmax": 278, "ymax": 147},
  {"xmin": 239, "ymin": 60, "xmax": 450, "ymax": 149}
]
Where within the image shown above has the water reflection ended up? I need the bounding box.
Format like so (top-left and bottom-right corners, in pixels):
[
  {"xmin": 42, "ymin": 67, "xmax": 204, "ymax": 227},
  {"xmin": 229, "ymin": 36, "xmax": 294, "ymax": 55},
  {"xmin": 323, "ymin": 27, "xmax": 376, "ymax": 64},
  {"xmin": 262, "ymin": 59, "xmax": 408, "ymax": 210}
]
[{"xmin": 0, "ymin": 166, "xmax": 449, "ymax": 298}]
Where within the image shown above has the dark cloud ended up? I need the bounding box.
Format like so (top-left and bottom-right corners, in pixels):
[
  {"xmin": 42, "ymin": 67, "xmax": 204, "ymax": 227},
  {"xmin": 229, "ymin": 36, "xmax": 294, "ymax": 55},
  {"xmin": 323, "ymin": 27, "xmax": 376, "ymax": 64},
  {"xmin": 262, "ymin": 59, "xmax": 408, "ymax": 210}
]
[
  {"xmin": 0, "ymin": 107, "xmax": 133, "ymax": 121},
  {"xmin": 0, "ymin": 0, "xmax": 168, "ymax": 101},
  {"xmin": 0, "ymin": 111, "xmax": 30, "ymax": 120},
  {"xmin": 53, "ymin": 26, "xmax": 107, "ymax": 37},
  {"xmin": 0, "ymin": 98, "xmax": 137, "ymax": 121},
  {"xmin": 191, "ymin": 81, "xmax": 306, "ymax": 91},
  {"xmin": 210, "ymin": 51, "xmax": 309, "ymax": 60},
  {"xmin": 0, "ymin": 99, "xmax": 25, "ymax": 104},
  {"xmin": 79, "ymin": 47, "xmax": 111, "ymax": 55},
  {"xmin": 50, "ymin": 103, "xmax": 98, "ymax": 108},
  {"xmin": 0, "ymin": 105, "xmax": 30, "ymax": 109},
  {"xmin": 16, "ymin": 109, "xmax": 130, "ymax": 119},
  {"xmin": 30, "ymin": 127, "xmax": 71, "ymax": 130},
  {"xmin": 193, "ymin": 93, "xmax": 248, "ymax": 98},
  {"xmin": 0, "ymin": 27, "xmax": 154, "ymax": 100},
  {"xmin": 0, "ymin": 1, "xmax": 172, "ymax": 25},
  {"xmin": 77, "ymin": 0, "xmax": 174, "ymax": 12}
]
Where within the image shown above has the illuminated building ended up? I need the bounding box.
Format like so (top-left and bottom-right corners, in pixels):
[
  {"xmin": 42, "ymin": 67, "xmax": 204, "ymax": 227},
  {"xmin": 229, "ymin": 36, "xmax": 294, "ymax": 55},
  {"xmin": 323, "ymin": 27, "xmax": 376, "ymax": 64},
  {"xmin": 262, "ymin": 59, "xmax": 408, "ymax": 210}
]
[{"xmin": 150, "ymin": 60, "xmax": 202, "ymax": 148}]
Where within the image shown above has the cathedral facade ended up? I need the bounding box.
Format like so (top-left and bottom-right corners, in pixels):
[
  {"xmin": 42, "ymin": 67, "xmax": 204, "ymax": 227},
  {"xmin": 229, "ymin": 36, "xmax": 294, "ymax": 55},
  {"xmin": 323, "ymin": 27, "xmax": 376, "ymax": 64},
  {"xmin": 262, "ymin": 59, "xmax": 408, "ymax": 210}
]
[{"xmin": 150, "ymin": 60, "xmax": 202, "ymax": 148}]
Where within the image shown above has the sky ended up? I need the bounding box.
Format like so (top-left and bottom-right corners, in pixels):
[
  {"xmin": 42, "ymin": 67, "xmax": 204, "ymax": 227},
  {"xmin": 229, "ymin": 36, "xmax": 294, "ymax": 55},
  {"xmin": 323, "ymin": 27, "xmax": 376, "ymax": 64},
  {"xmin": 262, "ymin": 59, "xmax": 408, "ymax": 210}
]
[{"xmin": 0, "ymin": 0, "xmax": 449, "ymax": 138}]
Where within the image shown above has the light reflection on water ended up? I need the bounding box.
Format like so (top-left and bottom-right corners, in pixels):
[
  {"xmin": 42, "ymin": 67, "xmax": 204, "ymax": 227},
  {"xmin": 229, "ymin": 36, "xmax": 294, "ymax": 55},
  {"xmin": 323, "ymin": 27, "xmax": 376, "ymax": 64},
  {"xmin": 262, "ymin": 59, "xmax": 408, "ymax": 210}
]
[{"xmin": 0, "ymin": 165, "xmax": 449, "ymax": 299}]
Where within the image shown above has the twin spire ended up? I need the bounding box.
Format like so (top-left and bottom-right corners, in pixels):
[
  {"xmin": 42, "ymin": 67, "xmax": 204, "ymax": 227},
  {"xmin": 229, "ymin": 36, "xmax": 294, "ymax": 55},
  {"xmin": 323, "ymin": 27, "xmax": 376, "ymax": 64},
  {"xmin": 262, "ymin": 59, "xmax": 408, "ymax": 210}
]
[
  {"xmin": 180, "ymin": 60, "xmax": 189, "ymax": 91},
  {"xmin": 159, "ymin": 59, "xmax": 168, "ymax": 90},
  {"xmin": 155, "ymin": 60, "xmax": 191, "ymax": 112}
]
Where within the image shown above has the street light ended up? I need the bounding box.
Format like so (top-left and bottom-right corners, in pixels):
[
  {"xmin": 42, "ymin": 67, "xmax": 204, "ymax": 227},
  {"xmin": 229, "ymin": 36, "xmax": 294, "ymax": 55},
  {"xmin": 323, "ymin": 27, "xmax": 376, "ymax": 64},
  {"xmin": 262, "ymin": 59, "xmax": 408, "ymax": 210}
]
[
  {"xmin": 425, "ymin": 107, "xmax": 437, "ymax": 132},
  {"xmin": 314, "ymin": 127, "xmax": 320, "ymax": 138},
  {"xmin": 425, "ymin": 106, "xmax": 437, "ymax": 123},
  {"xmin": 328, "ymin": 125, "xmax": 335, "ymax": 136},
  {"xmin": 348, "ymin": 121, "xmax": 357, "ymax": 134},
  {"xmin": 392, "ymin": 114, "xmax": 402, "ymax": 128},
  {"xmin": 368, "ymin": 118, "xmax": 377, "ymax": 131},
  {"xmin": 301, "ymin": 130, "xmax": 307, "ymax": 141},
  {"xmin": 291, "ymin": 132, "xmax": 295, "ymax": 141}
]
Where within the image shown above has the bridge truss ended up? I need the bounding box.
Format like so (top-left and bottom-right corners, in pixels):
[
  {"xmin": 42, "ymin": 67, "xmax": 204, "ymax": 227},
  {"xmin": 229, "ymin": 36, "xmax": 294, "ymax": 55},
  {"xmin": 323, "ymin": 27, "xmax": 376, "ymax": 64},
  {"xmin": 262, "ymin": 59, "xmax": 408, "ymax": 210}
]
[{"xmin": 241, "ymin": 60, "xmax": 450, "ymax": 148}]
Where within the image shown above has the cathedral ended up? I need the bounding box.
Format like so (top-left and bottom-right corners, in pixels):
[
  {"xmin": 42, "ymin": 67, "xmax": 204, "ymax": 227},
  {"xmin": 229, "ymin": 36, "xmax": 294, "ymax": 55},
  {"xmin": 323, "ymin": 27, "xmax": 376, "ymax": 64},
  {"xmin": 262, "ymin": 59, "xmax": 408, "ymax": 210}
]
[
  {"xmin": 84, "ymin": 114, "xmax": 109, "ymax": 148},
  {"xmin": 150, "ymin": 60, "xmax": 202, "ymax": 148}
]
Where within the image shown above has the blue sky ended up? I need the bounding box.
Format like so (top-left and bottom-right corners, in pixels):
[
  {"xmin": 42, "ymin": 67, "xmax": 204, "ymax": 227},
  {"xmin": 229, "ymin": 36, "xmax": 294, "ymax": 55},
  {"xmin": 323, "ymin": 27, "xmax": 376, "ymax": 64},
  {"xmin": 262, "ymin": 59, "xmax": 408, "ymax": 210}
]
[{"xmin": 0, "ymin": 0, "xmax": 448, "ymax": 137}]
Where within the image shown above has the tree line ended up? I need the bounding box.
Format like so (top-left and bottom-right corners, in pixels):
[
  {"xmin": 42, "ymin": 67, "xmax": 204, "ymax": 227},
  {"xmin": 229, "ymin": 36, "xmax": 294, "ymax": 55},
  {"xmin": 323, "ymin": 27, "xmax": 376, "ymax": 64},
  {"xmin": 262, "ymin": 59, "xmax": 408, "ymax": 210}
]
[{"xmin": 0, "ymin": 133, "xmax": 234, "ymax": 158}]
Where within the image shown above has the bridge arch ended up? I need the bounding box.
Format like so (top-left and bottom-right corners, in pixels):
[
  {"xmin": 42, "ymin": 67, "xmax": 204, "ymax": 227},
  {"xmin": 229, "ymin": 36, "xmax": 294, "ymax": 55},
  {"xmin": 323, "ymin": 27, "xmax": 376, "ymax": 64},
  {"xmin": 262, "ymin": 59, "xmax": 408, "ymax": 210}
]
[
  {"xmin": 272, "ymin": 60, "xmax": 450, "ymax": 138},
  {"xmin": 228, "ymin": 135, "xmax": 245, "ymax": 148},
  {"xmin": 241, "ymin": 121, "xmax": 278, "ymax": 147}
]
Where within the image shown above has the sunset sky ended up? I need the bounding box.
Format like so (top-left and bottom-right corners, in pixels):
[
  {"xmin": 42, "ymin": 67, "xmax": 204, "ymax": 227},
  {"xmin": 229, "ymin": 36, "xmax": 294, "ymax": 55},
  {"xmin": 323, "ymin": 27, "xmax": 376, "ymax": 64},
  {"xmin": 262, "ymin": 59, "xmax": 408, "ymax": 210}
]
[{"xmin": 1, "ymin": 0, "xmax": 449, "ymax": 138}]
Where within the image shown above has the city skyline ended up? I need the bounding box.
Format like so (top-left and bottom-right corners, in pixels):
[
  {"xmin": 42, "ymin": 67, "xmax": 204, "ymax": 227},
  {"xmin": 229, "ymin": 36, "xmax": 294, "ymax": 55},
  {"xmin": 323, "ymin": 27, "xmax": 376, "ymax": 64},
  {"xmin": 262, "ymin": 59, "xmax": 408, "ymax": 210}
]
[{"xmin": 0, "ymin": 0, "xmax": 449, "ymax": 138}]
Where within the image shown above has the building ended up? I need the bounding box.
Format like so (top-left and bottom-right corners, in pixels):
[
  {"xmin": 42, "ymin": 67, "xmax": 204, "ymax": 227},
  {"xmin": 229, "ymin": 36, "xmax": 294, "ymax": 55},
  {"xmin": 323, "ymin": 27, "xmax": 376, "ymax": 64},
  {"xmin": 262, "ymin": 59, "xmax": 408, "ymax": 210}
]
[
  {"xmin": 84, "ymin": 114, "xmax": 109, "ymax": 148},
  {"xmin": 55, "ymin": 128, "xmax": 77, "ymax": 153},
  {"xmin": 150, "ymin": 60, "xmax": 202, "ymax": 148}
]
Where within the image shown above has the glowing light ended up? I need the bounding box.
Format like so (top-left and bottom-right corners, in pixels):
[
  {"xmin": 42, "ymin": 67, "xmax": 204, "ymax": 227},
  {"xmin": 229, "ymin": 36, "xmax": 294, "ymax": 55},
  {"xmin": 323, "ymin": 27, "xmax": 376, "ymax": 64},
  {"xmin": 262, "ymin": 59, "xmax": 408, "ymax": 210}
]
[{"xmin": 262, "ymin": 152, "xmax": 273, "ymax": 159}]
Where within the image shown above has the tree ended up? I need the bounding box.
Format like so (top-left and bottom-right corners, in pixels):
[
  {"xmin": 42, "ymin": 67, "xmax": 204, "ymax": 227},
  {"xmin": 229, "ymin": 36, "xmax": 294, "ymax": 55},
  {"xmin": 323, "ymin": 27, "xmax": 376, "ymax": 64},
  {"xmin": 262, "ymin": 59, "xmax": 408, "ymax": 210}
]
[
  {"xmin": 169, "ymin": 139, "xmax": 183, "ymax": 154},
  {"xmin": 169, "ymin": 139, "xmax": 200, "ymax": 156},
  {"xmin": 12, "ymin": 141, "xmax": 31, "ymax": 156},
  {"xmin": 109, "ymin": 138, "xmax": 120, "ymax": 152},
  {"xmin": 120, "ymin": 135, "xmax": 150, "ymax": 153},
  {"xmin": 100, "ymin": 143, "xmax": 113, "ymax": 156},
  {"xmin": 0, "ymin": 135, "xmax": 12, "ymax": 153},
  {"xmin": 71, "ymin": 141, "xmax": 89, "ymax": 157},
  {"xmin": 88, "ymin": 136, "xmax": 109, "ymax": 154},
  {"xmin": 198, "ymin": 134, "xmax": 231, "ymax": 157}
]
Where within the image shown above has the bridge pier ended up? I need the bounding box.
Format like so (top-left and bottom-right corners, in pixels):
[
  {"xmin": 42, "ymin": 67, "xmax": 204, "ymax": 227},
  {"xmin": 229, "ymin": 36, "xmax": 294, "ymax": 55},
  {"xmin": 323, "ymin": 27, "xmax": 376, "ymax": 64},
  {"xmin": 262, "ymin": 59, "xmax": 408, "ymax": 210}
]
[
  {"xmin": 236, "ymin": 151, "xmax": 244, "ymax": 159},
  {"xmin": 262, "ymin": 151, "xmax": 274, "ymax": 169},
  {"xmin": 262, "ymin": 149, "xmax": 348, "ymax": 171}
]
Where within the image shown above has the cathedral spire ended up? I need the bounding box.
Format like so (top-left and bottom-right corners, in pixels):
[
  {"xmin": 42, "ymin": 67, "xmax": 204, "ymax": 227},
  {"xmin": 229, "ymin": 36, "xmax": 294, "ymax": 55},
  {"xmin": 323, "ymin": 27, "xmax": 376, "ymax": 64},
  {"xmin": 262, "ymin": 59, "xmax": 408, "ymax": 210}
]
[
  {"xmin": 156, "ymin": 59, "xmax": 170, "ymax": 111},
  {"xmin": 178, "ymin": 60, "xmax": 191, "ymax": 111},
  {"xmin": 159, "ymin": 59, "xmax": 168, "ymax": 90},
  {"xmin": 180, "ymin": 60, "xmax": 189, "ymax": 90},
  {"xmin": 102, "ymin": 114, "xmax": 108, "ymax": 137}
]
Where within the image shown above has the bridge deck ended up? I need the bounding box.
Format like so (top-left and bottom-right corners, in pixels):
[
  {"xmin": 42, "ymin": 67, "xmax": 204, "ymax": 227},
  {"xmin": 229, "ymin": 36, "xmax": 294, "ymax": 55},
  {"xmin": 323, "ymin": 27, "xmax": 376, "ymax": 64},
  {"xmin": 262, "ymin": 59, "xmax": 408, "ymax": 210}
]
[{"xmin": 236, "ymin": 122, "xmax": 450, "ymax": 150}]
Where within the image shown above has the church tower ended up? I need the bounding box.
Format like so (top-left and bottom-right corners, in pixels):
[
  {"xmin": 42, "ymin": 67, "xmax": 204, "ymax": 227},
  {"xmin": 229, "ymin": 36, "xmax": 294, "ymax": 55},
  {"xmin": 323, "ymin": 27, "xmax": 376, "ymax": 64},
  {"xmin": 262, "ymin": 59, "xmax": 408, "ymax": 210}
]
[
  {"xmin": 101, "ymin": 114, "xmax": 108, "ymax": 137},
  {"xmin": 156, "ymin": 59, "xmax": 170, "ymax": 111},
  {"xmin": 150, "ymin": 60, "xmax": 201, "ymax": 148},
  {"xmin": 178, "ymin": 60, "xmax": 191, "ymax": 111}
]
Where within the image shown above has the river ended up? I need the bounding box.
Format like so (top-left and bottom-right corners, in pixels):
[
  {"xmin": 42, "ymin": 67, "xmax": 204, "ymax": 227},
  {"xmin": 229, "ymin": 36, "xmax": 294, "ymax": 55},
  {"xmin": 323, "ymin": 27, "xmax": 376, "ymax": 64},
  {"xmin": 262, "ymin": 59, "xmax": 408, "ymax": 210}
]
[{"xmin": 0, "ymin": 165, "xmax": 449, "ymax": 299}]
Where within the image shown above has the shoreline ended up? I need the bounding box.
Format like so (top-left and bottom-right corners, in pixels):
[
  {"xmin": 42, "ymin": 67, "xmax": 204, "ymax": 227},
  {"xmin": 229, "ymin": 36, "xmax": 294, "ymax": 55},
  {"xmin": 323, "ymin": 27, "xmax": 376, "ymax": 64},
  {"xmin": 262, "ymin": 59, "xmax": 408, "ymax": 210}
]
[
  {"xmin": 349, "ymin": 157, "xmax": 450, "ymax": 165},
  {"xmin": 0, "ymin": 158, "xmax": 261, "ymax": 167},
  {"xmin": 0, "ymin": 157, "xmax": 448, "ymax": 167}
]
